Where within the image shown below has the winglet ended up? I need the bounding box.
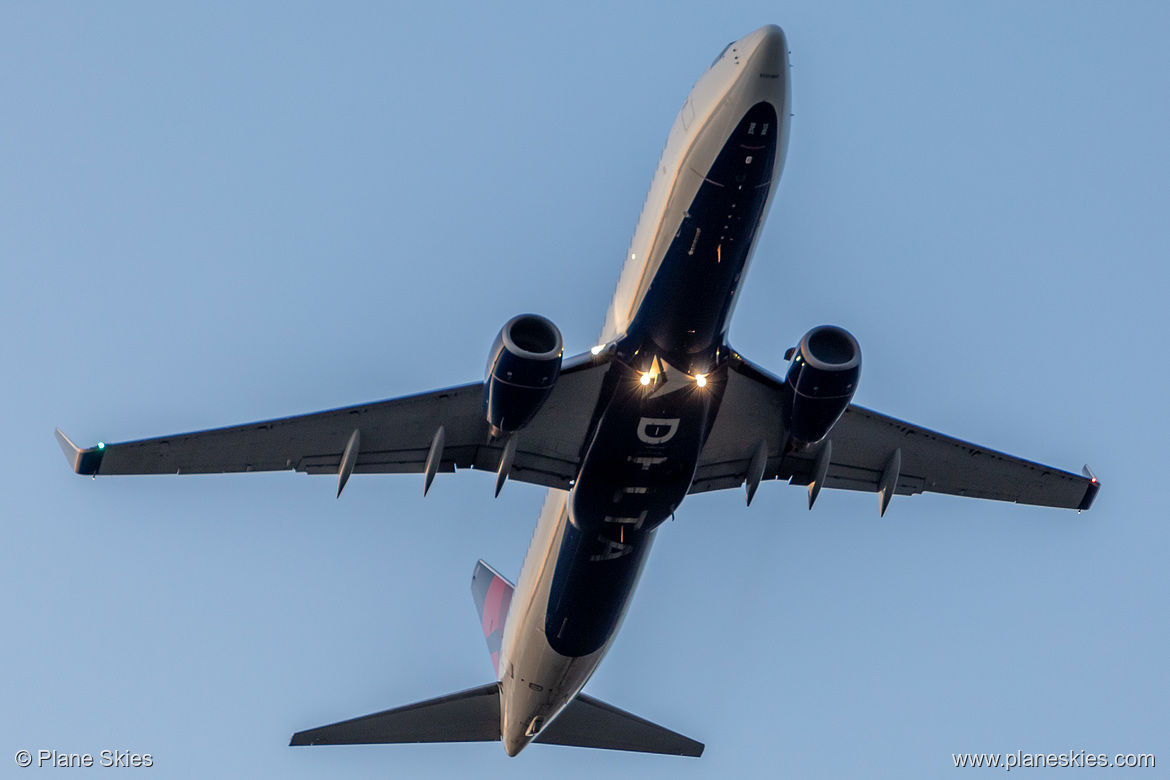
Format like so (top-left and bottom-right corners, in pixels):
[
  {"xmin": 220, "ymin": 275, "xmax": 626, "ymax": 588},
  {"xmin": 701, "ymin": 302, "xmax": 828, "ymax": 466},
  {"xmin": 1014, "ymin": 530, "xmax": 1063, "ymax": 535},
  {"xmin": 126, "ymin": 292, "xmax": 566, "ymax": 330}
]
[
  {"xmin": 1077, "ymin": 465, "xmax": 1101, "ymax": 511},
  {"xmin": 54, "ymin": 428, "xmax": 105, "ymax": 475}
]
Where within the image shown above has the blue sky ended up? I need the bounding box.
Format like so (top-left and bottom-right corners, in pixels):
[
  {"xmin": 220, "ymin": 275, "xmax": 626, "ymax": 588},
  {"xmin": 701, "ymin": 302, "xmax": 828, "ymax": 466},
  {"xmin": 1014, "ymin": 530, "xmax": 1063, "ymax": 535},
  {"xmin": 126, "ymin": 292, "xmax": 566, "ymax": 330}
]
[{"xmin": 3, "ymin": 2, "xmax": 1168, "ymax": 778}]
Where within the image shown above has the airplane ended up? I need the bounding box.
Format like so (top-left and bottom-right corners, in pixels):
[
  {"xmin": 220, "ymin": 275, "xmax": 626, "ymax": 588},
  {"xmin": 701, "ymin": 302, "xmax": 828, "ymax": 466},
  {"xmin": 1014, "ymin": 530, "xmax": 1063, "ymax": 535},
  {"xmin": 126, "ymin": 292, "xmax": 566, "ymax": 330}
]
[{"xmin": 54, "ymin": 24, "xmax": 1099, "ymax": 758}]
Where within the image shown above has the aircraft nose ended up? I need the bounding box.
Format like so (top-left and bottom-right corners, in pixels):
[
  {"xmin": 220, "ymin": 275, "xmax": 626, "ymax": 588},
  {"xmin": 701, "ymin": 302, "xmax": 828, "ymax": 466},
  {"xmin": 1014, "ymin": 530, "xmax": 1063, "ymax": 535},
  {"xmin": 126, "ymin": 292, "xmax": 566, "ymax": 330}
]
[{"xmin": 744, "ymin": 24, "xmax": 787, "ymax": 68}]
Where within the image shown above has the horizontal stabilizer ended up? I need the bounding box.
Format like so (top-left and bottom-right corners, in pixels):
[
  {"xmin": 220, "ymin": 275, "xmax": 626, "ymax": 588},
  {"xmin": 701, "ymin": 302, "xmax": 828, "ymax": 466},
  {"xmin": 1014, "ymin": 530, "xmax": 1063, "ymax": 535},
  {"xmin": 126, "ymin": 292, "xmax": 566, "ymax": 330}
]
[
  {"xmin": 535, "ymin": 693, "xmax": 704, "ymax": 757},
  {"xmin": 290, "ymin": 683, "xmax": 501, "ymax": 746},
  {"xmin": 291, "ymin": 682, "xmax": 702, "ymax": 757}
]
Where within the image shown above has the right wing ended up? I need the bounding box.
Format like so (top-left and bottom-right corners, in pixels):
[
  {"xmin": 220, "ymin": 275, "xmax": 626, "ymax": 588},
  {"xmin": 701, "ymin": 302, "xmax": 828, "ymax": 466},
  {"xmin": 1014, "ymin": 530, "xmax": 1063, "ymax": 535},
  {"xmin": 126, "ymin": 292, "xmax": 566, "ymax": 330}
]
[
  {"xmin": 691, "ymin": 352, "xmax": 1100, "ymax": 512},
  {"xmin": 55, "ymin": 352, "xmax": 611, "ymax": 492}
]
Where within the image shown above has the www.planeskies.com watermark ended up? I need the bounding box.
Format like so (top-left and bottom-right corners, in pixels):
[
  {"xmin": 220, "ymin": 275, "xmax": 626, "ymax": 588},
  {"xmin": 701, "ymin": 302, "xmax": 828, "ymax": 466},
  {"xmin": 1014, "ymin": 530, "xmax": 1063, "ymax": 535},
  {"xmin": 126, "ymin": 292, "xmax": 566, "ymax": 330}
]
[{"xmin": 954, "ymin": 750, "xmax": 1154, "ymax": 770}]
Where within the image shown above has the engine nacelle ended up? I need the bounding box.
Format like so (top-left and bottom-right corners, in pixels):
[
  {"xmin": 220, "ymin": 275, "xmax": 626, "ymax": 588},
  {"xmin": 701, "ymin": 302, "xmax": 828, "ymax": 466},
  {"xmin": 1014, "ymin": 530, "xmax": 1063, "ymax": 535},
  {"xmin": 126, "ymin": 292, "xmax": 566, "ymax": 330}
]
[
  {"xmin": 484, "ymin": 314, "xmax": 563, "ymax": 435},
  {"xmin": 785, "ymin": 325, "xmax": 861, "ymax": 446}
]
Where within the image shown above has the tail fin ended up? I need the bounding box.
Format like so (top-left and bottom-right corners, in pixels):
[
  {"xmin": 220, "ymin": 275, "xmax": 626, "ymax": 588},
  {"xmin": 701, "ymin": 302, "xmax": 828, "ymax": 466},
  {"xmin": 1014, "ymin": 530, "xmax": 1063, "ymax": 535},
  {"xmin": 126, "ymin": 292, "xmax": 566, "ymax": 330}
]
[{"xmin": 470, "ymin": 560, "xmax": 514, "ymax": 676}]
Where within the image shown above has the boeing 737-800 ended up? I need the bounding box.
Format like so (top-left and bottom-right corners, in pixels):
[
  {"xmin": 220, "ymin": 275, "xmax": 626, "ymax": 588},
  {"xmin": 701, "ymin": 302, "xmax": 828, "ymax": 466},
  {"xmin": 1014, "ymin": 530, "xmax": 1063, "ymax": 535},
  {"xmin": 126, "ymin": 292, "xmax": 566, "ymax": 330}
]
[{"xmin": 56, "ymin": 25, "xmax": 1099, "ymax": 758}]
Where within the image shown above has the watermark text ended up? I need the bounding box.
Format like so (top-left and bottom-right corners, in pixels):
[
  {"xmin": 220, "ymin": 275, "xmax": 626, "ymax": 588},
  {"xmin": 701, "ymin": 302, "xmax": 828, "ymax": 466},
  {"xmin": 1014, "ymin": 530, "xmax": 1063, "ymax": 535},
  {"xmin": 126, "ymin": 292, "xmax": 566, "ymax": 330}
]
[
  {"xmin": 15, "ymin": 750, "xmax": 153, "ymax": 769},
  {"xmin": 953, "ymin": 750, "xmax": 1154, "ymax": 770}
]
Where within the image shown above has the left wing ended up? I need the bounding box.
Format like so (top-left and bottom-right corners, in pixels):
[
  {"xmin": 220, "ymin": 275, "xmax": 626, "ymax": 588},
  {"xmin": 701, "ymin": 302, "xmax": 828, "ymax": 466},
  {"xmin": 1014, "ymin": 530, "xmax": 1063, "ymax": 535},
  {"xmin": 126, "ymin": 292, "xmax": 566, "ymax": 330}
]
[
  {"xmin": 691, "ymin": 352, "xmax": 1100, "ymax": 512},
  {"xmin": 55, "ymin": 352, "xmax": 611, "ymax": 492}
]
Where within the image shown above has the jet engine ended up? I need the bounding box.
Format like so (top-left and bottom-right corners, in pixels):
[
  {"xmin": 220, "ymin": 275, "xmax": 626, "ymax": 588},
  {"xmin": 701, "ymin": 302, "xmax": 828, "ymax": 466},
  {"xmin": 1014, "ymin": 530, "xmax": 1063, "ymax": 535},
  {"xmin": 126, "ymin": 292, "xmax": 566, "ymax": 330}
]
[
  {"xmin": 785, "ymin": 325, "xmax": 861, "ymax": 446},
  {"xmin": 484, "ymin": 314, "xmax": 563, "ymax": 435}
]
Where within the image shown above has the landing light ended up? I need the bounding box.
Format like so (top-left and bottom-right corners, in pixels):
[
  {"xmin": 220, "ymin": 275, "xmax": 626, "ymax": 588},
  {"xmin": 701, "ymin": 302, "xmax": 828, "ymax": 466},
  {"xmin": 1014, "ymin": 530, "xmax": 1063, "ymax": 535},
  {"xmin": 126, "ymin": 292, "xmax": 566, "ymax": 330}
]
[
  {"xmin": 640, "ymin": 373, "xmax": 652, "ymax": 386},
  {"xmin": 591, "ymin": 345, "xmax": 604, "ymax": 355},
  {"xmin": 695, "ymin": 374, "xmax": 707, "ymax": 388}
]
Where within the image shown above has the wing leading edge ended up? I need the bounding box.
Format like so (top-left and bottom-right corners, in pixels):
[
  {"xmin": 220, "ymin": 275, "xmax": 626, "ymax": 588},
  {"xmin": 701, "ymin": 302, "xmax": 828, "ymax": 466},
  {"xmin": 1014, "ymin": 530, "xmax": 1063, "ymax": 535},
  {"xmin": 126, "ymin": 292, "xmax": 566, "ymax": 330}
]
[
  {"xmin": 55, "ymin": 351, "xmax": 611, "ymax": 492},
  {"xmin": 692, "ymin": 352, "xmax": 1100, "ymax": 512}
]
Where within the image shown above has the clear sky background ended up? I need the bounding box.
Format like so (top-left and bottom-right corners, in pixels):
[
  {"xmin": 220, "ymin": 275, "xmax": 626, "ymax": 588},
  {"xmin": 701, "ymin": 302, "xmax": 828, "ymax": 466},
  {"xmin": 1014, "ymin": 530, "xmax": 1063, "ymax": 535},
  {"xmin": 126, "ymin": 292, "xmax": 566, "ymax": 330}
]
[{"xmin": 3, "ymin": 2, "xmax": 1167, "ymax": 778}]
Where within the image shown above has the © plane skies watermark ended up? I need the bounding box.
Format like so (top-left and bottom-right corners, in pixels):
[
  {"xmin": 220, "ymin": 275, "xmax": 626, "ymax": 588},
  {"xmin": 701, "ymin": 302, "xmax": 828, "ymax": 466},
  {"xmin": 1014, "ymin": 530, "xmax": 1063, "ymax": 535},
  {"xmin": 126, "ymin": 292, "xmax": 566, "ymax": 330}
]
[{"xmin": 14, "ymin": 749, "xmax": 153, "ymax": 769}]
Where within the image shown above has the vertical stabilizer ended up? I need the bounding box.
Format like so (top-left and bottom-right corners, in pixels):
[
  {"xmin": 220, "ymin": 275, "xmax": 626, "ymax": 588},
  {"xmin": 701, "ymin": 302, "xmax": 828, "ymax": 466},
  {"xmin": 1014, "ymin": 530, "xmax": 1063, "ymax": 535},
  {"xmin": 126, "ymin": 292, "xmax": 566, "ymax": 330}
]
[{"xmin": 471, "ymin": 561, "xmax": 514, "ymax": 677}]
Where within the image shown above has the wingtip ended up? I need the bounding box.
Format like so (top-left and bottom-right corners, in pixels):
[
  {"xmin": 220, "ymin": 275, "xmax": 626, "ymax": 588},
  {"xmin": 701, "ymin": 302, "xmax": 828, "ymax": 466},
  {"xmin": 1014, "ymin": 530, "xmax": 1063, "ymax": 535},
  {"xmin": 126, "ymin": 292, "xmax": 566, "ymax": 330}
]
[
  {"xmin": 1078, "ymin": 465, "xmax": 1100, "ymax": 511},
  {"xmin": 55, "ymin": 428, "xmax": 79, "ymax": 462},
  {"xmin": 289, "ymin": 729, "xmax": 321, "ymax": 746},
  {"xmin": 54, "ymin": 428, "xmax": 104, "ymax": 475}
]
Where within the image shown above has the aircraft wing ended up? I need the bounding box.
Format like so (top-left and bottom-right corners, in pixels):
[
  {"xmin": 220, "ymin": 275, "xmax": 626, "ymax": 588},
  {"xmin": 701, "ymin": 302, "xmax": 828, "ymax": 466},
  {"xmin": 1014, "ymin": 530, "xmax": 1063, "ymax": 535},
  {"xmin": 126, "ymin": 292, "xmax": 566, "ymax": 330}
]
[
  {"xmin": 690, "ymin": 352, "xmax": 1100, "ymax": 512},
  {"xmin": 55, "ymin": 352, "xmax": 610, "ymax": 492}
]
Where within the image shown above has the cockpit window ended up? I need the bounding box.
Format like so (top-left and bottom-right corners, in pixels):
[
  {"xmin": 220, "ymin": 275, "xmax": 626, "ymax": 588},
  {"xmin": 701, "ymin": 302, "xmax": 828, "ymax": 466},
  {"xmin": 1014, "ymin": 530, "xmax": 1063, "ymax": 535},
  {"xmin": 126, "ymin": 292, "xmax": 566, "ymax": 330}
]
[{"xmin": 710, "ymin": 42, "xmax": 734, "ymax": 68}]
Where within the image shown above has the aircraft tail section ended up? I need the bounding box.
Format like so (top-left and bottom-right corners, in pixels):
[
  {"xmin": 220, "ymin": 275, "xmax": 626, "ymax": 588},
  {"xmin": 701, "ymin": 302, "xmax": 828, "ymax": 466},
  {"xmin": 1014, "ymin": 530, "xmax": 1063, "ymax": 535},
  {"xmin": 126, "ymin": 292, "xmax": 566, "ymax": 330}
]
[
  {"xmin": 289, "ymin": 683, "xmax": 703, "ymax": 757},
  {"xmin": 291, "ymin": 560, "xmax": 701, "ymax": 756},
  {"xmin": 534, "ymin": 693, "xmax": 704, "ymax": 757},
  {"xmin": 290, "ymin": 683, "xmax": 500, "ymax": 746},
  {"xmin": 470, "ymin": 560, "xmax": 514, "ymax": 676}
]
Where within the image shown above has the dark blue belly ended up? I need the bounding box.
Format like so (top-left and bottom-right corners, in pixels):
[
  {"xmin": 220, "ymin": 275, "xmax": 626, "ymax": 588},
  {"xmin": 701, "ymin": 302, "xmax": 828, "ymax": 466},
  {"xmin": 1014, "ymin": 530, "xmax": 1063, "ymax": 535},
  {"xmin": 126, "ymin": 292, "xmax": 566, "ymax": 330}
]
[
  {"xmin": 628, "ymin": 100, "xmax": 779, "ymax": 365},
  {"xmin": 546, "ymin": 361, "xmax": 723, "ymax": 656},
  {"xmin": 544, "ymin": 101, "xmax": 778, "ymax": 658}
]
